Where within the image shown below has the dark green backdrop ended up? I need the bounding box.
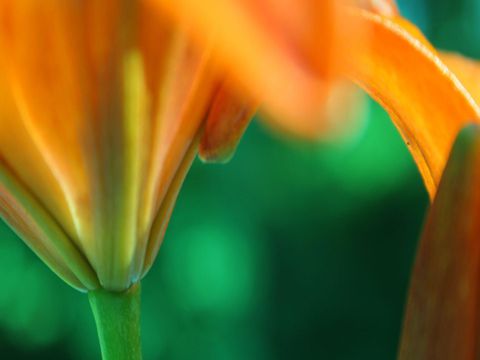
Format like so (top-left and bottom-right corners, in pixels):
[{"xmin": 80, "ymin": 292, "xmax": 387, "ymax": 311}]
[{"xmin": 0, "ymin": 0, "xmax": 476, "ymax": 358}]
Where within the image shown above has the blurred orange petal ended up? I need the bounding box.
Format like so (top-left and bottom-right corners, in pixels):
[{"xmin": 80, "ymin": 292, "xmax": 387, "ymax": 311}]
[
  {"xmin": 148, "ymin": 0, "xmax": 349, "ymax": 126},
  {"xmin": 260, "ymin": 80, "xmax": 367, "ymax": 140},
  {"xmin": 258, "ymin": 0, "xmax": 396, "ymax": 140}
]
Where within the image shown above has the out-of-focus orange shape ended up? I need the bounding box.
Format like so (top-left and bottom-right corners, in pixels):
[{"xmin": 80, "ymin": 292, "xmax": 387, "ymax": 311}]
[
  {"xmin": 257, "ymin": 0, "xmax": 400, "ymax": 141},
  {"xmin": 399, "ymin": 125, "xmax": 480, "ymax": 360},
  {"xmin": 148, "ymin": 0, "xmax": 356, "ymax": 137}
]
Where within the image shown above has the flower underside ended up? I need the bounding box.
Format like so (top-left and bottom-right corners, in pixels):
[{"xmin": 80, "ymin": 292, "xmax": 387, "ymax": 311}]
[
  {"xmin": 0, "ymin": 0, "xmax": 254, "ymax": 291},
  {"xmin": 0, "ymin": 0, "xmax": 480, "ymax": 293}
]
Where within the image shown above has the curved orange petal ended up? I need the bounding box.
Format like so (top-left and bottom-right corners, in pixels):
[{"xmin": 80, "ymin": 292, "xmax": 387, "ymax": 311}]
[
  {"xmin": 440, "ymin": 52, "xmax": 480, "ymax": 105},
  {"xmin": 0, "ymin": 0, "xmax": 135, "ymax": 288},
  {"xmin": 345, "ymin": 9, "xmax": 480, "ymax": 198},
  {"xmin": 0, "ymin": 69, "xmax": 76, "ymax": 235},
  {"xmin": 0, "ymin": 1, "xmax": 92, "ymax": 245},
  {"xmin": 134, "ymin": 27, "xmax": 216, "ymax": 282}
]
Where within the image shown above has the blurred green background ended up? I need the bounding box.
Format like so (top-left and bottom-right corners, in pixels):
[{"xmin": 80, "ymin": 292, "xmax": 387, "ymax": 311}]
[{"xmin": 0, "ymin": 0, "xmax": 477, "ymax": 358}]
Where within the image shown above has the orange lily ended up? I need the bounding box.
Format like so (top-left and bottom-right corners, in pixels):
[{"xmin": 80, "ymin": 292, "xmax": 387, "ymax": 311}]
[
  {"xmin": 1, "ymin": 2, "xmax": 198, "ymax": 292},
  {"xmin": 0, "ymin": 1, "xmax": 352, "ymax": 358},
  {"xmin": 2, "ymin": 0, "xmax": 480, "ymax": 359},
  {"xmin": 3, "ymin": 0, "xmax": 478, "ymax": 291},
  {"xmin": 0, "ymin": 1, "xmax": 257, "ymax": 292},
  {"xmin": 6, "ymin": 0, "xmax": 474, "ymax": 293},
  {"xmin": 0, "ymin": 1, "xmax": 265, "ymax": 357}
]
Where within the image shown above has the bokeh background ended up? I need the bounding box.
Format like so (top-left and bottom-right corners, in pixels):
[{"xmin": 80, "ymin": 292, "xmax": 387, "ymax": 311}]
[{"xmin": 0, "ymin": 0, "xmax": 477, "ymax": 358}]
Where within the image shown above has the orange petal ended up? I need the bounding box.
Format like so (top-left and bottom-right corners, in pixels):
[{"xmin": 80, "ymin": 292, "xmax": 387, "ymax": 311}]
[
  {"xmin": 399, "ymin": 125, "xmax": 480, "ymax": 359},
  {"xmin": 142, "ymin": 134, "xmax": 200, "ymax": 275},
  {"xmin": 0, "ymin": 0, "xmax": 101, "ymax": 259},
  {"xmin": 199, "ymin": 84, "xmax": 257, "ymax": 163},
  {"xmin": 147, "ymin": 0, "xmax": 348, "ymax": 125},
  {"xmin": 0, "ymin": 1, "xmax": 123, "ymax": 287},
  {"xmin": 133, "ymin": 30, "xmax": 216, "ymax": 282},
  {"xmin": 0, "ymin": 67, "xmax": 77, "ymax": 236},
  {"xmin": 345, "ymin": 9, "xmax": 480, "ymax": 198},
  {"xmin": 0, "ymin": 161, "xmax": 99, "ymax": 291},
  {"xmin": 440, "ymin": 52, "xmax": 480, "ymax": 105}
]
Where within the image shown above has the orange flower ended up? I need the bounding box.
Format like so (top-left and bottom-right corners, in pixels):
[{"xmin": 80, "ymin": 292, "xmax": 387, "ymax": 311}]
[
  {"xmin": 4, "ymin": 1, "xmax": 480, "ymax": 358},
  {"xmin": 0, "ymin": 0, "xmax": 255, "ymax": 291},
  {"xmin": 1, "ymin": 0, "xmax": 480, "ymax": 295}
]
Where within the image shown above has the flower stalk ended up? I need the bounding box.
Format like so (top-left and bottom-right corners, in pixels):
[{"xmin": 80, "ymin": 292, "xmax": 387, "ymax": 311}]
[{"xmin": 88, "ymin": 283, "xmax": 142, "ymax": 360}]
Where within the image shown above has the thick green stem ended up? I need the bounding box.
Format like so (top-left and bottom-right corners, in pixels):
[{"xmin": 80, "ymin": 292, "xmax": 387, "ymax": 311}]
[{"xmin": 88, "ymin": 283, "xmax": 142, "ymax": 360}]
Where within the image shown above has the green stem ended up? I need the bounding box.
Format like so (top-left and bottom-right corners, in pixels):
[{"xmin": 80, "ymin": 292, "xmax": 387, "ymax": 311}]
[{"xmin": 88, "ymin": 283, "xmax": 142, "ymax": 360}]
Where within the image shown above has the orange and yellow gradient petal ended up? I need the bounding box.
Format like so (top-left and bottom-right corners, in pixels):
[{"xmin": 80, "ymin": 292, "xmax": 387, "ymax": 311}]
[{"xmin": 0, "ymin": 0, "xmax": 219, "ymax": 291}]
